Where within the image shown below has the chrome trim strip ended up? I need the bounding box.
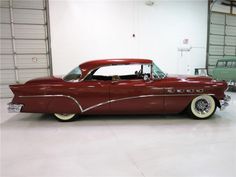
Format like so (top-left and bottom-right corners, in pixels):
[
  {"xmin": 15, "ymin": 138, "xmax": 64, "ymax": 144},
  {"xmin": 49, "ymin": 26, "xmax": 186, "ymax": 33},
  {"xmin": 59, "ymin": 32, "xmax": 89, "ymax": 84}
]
[
  {"xmin": 85, "ymin": 94, "xmax": 215, "ymax": 112},
  {"xmin": 19, "ymin": 95, "xmax": 83, "ymax": 112},
  {"xmin": 19, "ymin": 93, "xmax": 215, "ymax": 113}
]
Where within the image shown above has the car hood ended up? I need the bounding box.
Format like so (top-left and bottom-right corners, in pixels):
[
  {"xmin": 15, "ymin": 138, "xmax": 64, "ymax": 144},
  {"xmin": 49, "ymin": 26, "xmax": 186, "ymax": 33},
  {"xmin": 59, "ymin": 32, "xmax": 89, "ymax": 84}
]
[{"xmin": 25, "ymin": 76, "xmax": 64, "ymax": 84}]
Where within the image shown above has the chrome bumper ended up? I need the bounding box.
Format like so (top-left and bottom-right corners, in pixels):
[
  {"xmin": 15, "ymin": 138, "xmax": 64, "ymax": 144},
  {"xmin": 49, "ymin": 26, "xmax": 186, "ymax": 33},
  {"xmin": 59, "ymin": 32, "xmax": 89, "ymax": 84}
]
[
  {"xmin": 220, "ymin": 95, "xmax": 231, "ymax": 111},
  {"xmin": 8, "ymin": 103, "xmax": 23, "ymax": 113}
]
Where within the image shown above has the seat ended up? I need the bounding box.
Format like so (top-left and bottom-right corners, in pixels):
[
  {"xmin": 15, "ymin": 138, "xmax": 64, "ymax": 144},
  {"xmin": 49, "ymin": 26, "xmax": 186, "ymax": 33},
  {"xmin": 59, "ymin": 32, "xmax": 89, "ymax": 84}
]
[{"xmin": 112, "ymin": 75, "xmax": 120, "ymax": 81}]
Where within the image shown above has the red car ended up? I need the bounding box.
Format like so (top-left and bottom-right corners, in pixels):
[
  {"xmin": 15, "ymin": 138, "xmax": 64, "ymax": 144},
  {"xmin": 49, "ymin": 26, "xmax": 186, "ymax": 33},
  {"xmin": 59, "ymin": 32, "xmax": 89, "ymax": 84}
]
[{"xmin": 8, "ymin": 59, "xmax": 230, "ymax": 121}]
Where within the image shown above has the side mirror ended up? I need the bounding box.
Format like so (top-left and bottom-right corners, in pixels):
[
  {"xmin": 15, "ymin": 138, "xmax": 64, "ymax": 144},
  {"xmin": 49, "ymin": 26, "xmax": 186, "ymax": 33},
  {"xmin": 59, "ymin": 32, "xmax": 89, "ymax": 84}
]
[{"xmin": 143, "ymin": 75, "xmax": 150, "ymax": 81}]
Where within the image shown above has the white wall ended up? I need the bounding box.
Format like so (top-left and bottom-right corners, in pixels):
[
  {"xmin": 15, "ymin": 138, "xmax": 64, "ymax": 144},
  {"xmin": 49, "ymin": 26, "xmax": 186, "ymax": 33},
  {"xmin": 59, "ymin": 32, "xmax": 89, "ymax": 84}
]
[{"xmin": 49, "ymin": 0, "xmax": 208, "ymax": 75}]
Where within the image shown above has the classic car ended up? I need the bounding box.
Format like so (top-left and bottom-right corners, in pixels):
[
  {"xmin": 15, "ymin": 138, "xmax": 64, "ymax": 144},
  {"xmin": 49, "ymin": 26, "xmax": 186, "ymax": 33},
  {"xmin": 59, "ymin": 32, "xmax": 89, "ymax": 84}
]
[
  {"xmin": 8, "ymin": 59, "xmax": 230, "ymax": 121},
  {"xmin": 212, "ymin": 57, "xmax": 236, "ymax": 90}
]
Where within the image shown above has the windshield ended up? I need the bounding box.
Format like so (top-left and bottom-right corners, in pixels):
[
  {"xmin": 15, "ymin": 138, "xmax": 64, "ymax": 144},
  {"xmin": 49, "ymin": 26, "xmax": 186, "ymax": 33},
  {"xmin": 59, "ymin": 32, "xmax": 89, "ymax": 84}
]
[
  {"xmin": 152, "ymin": 63, "xmax": 166, "ymax": 79},
  {"xmin": 63, "ymin": 66, "xmax": 82, "ymax": 81}
]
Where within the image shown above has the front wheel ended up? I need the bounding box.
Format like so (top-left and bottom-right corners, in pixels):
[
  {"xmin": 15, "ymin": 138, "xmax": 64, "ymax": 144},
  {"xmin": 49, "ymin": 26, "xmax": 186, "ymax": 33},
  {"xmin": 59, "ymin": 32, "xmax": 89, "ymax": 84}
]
[
  {"xmin": 188, "ymin": 95, "xmax": 216, "ymax": 119},
  {"xmin": 54, "ymin": 113, "xmax": 77, "ymax": 122}
]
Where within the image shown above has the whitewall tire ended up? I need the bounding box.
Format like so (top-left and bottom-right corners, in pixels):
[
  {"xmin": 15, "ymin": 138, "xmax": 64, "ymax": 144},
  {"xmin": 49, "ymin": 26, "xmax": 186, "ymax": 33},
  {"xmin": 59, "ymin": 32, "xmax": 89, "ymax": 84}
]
[
  {"xmin": 54, "ymin": 113, "xmax": 77, "ymax": 122},
  {"xmin": 188, "ymin": 95, "xmax": 216, "ymax": 119}
]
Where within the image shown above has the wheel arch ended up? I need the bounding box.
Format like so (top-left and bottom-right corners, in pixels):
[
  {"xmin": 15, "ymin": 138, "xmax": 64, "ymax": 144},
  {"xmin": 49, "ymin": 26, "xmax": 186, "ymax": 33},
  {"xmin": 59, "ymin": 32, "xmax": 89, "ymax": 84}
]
[
  {"xmin": 183, "ymin": 94, "xmax": 220, "ymax": 112},
  {"xmin": 211, "ymin": 95, "xmax": 221, "ymax": 108},
  {"xmin": 47, "ymin": 96, "xmax": 82, "ymax": 114}
]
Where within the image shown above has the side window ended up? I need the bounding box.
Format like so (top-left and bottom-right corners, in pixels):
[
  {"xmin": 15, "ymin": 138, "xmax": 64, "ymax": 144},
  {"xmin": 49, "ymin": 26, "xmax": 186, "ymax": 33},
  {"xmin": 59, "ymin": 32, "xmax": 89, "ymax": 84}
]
[
  {"xmin": 226, "ymin": 61, "xmax": 236, "ymax": 68},
  {"xmin": 86, "ymin": 64, "xmax": 151, "ymax": 81},
  {"xmin": 94, "ymin": 65, "xmax": 141, "ymax": 76},
  {"xmin": 143, "ymin": 64, "xmax": 151, "ymax": 74},
  {"xmin": 226, "ymin": 61, "xmax": 233, "ymax": 68},
  {"xmin": 217, "ymin": 61, "xmax": 226, "ymax": 68},
  {"xmin": 233, "ymin": 61, "xmax": 236, "ymax": 68}
]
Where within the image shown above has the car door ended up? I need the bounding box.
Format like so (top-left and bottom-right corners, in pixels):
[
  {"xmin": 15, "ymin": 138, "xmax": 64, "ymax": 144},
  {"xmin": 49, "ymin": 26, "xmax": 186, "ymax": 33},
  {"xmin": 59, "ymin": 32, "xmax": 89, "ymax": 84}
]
[{"xmin": 109, "ymin": 79, "xmax": 164, "ymax": 114}]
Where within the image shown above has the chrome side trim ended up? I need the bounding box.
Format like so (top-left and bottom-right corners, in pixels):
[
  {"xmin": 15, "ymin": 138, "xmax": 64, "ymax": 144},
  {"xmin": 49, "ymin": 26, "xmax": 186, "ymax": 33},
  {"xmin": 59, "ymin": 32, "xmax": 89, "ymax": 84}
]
[
  {"xmin": 83, "ymin": 95, "xmax": 157, "ymax": 112},
  {"xmin": 85, "ymin": 94, "xmax": 215, "ymax": 112},
  {"xmin": 19, "ymin": 93, "xmax": 215, "ymax": 113},
  {"xmin": 19, "ymin": 95, "xmax": 83, "ymax": 112}
]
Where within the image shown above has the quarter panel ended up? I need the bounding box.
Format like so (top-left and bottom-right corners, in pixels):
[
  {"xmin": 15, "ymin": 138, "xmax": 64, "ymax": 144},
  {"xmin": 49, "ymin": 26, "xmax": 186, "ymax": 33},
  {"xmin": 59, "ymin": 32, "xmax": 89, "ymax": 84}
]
[
  {"xmin": 15, "ymin": 97, "xmax": 50, "ymax": 113},
  {"xmin": 47, "ymin": 97, "xmax": 79, "ymax": 113}
]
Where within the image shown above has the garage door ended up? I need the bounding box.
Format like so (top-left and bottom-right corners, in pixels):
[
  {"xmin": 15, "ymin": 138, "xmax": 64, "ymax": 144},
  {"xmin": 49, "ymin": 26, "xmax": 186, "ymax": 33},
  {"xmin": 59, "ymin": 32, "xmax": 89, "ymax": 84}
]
[
  {"xmin": 207, "ymin": 12, "xmax": 236, "ymax": 74},
  {"xmin": 0, "ymin": 0, "xmax": 52, "ymax": 98}
]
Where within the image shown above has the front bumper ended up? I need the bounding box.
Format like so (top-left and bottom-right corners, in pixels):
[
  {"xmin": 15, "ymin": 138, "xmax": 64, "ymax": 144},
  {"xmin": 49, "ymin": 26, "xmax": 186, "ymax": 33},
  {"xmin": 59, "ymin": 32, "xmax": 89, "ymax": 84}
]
[
  {"xmin": 220, "ymin": 95, "xmax": 231, "ymax": 111},
  {"xmin": 8, "ymin": 103, "xmax": 23, "ymax": 113}
]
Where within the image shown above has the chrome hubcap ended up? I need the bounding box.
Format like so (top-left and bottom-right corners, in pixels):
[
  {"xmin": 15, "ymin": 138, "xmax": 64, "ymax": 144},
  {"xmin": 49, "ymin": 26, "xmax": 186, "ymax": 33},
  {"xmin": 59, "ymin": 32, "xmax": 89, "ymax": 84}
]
[{"xmin": 194, "ymin": 99, "xmax": 211, "ymax": 115}]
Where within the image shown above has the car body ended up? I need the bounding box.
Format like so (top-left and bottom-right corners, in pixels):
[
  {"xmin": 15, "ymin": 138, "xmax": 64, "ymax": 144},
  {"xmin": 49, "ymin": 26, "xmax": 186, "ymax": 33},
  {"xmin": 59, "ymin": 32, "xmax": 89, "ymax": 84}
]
[
  {"xmin": 8, "ymin": 58, "xmax": 230, "ymax": 121},
  {"xmin": 212, "ymin": 57, "xmax": 236, "ymax": 88}
]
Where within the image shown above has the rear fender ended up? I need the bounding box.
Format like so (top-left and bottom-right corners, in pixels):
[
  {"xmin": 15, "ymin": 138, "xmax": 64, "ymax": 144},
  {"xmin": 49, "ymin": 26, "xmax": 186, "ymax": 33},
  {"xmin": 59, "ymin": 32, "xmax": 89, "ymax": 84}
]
[{"xmin": 48, "ymin": 97, "xmax": 81, "ymax": 114}]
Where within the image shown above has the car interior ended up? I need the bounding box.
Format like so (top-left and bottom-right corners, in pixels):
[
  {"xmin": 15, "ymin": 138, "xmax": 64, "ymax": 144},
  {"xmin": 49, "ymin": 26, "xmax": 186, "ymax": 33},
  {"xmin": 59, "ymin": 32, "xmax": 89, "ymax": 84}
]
[{"xmin": 84, "ymin": 68, "xmax": 151, "ymax": 81}]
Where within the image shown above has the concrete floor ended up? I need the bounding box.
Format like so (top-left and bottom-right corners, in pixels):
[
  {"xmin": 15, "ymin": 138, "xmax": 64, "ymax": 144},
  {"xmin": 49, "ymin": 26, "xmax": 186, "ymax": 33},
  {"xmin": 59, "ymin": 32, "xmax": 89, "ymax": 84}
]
[{"xmin": 1, "ymin": 92, "xmax": 236, "ymax": 177}]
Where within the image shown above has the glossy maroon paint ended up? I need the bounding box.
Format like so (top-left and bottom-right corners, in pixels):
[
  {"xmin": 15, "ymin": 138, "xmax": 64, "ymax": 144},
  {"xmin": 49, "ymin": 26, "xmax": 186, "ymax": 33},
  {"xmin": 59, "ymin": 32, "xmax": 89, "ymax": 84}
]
[{"xmin": 9, "ymin": 59, "xmax": 228, "ymax": 115}]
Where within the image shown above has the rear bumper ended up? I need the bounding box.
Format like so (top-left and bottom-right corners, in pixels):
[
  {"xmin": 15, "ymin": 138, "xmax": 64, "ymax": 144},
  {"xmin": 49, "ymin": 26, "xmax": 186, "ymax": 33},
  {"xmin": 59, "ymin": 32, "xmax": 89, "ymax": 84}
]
[
  {"xmin": 8, "ymin": 103, "xmax": 23, "ymax": 113},
  {"xmin": 220, "ymin": 95, "xmax": 231, "ymax": 111}
]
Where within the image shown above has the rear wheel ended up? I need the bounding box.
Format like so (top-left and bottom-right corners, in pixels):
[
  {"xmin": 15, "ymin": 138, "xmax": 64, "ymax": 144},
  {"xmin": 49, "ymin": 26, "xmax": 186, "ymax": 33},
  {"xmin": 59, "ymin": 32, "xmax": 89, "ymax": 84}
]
[
  {"xmin": 54, "ymin": 113, "xmax": 77, "ymax": 122},
  {"xmin": 188, "ymin": 95, "xmax": 216, "ymax": 119}
]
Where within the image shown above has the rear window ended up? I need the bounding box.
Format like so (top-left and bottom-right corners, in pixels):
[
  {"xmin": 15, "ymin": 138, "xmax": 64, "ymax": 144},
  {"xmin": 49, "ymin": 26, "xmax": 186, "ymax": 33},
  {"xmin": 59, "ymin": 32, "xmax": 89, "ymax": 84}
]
[
  {"xmin": 233, "ymin": 62, "xmax": 236, "ymax": 67},
  {"xmin": 226, "ymin": 61, "xmax": 236, "ymax": 68},
  {"xmin": 216, "ymin": 60, "xmax": 236, "ymax": 68}
]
